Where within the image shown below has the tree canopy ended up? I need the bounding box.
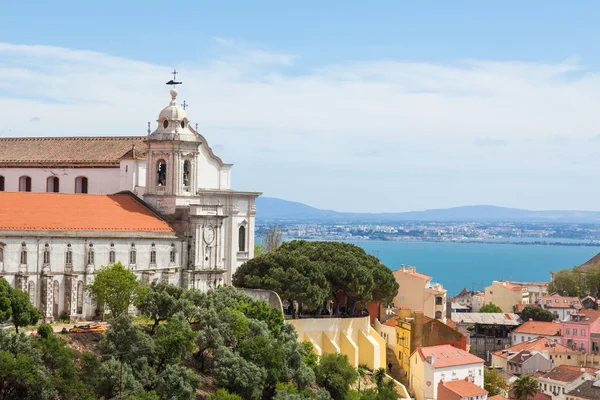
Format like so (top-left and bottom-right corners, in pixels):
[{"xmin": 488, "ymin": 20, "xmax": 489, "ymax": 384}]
[
  {"xmin": 513, "ymin": 376, "xmax": 539, "ymax": 400},
  {"xmin": 233, "ymin": 240, "xmax": 399, "ymax": 314},
  {"xmin": 9, "ymin": 284, "xmax": 41, "ymax": 333},
  {"xmin": 484, "ymin": 368, "xmax": 508, "ymax": 397},
  {"xmin": 479, "ymin": 304, "xmax": 503, "ymax": 313},
  {"xmin": 86, "ymin": 262, "xmax": 144, "ymax": 318},
  {"xmin": 519, "ymin": 306, "xmax": 554, "ymax": 322},
  {"xmin": 549, "ymin": 265, "xmax": 600, "ymax": 298}
]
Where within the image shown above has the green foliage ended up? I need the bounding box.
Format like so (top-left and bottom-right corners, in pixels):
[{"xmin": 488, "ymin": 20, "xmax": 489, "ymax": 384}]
[
  {"xmin": 548, "ymin": 266, "xmax": 600, "ymax": 298},
  {"xmin": 233, "ymin": 240, "xmax": 399, "ymax": 314},
  {"xmin": 0, "ymin": 277, "xmax": 12, "ymax": 323},
  {"xmin": 129, "ymin": 391, "xmax": 160, "ymax": 400},
  {"xmin": 479, "ymin": 303, "xmax": 503, "ymax": 313},
  {"xmin": 96, "ymin": 357, "xmax": 144, "ymax": 399},
  {"xmin": 236, "ymin": 299, "xmax": 284, "ymax": 336},
  {"xmin": 10, "ymin": 288, "xmax": 41, "ymax": 333},
  {"xmin": 86, "ymin": 262, "xmax": 144, "ymax": 317},
  {"xmin": 254, "ymin": 244, "xmax": 264, "ymax": 257},
  {"xmin": 99, "ymin": 314, "xmax": 155, "ymax": 365},
  {"xmin": 513, "ymin": 375, "xmax": 539, "ymax": 400},
  {"xmin": 209, "ymin": 388, "xmax": 243, "ymax": 400},
  {"xmin": 154, "ymin": 313, "xmax": 196, "ymax": 372},
  {"xmin": 519, "ymin": 306, "xmax": 555, "ymax": 322},
  {"xmin": 215, "ymin": 347, "xmax": 267, "ymax": 400},
  {"xmin": 315, "ymin": 353, "xmax": 358, "ymax": 400},
  {"xmin": 37, "ymin": 323, "xmax": 53, "ymax": 339},
  {"xmin": 484, "ymin": 368, "xmax": 508, "ymax": 397},
  {"xmin": 155, "ymin": 364, "xmax": 201, "ymax": 400},
  {"xmin": 137, "ymin": 281, "xmax": 184, "ymax": 334}
]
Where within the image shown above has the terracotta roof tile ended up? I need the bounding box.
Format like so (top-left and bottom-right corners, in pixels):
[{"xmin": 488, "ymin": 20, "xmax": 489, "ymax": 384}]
[
  {"xmin": 566, "ymin": 379, "xmax": 600, "ymax": 399},
  {"xmin": 539, "ymin": 365, "xmax": 597, "ymax": 383},
  {"xmin": 440, "ymin": 379, "xmax": 487, "ymax": 396},
  {"xmin": 512, "ymin": 321, "xmax": 561, "ymax": 336},
  {"xmin": 0, "ymin": 136, "xmax": 146, "ymax": 167},
  {"xmin": 383, "ymin": 316, "xmax": 398, "ymax": 327},
  {"xmin": 493, "ymin": 337, "xmax": 573, "ymax": 359},
  {"xmin": 0, "ymin": 192, "xmax": 174, "ymax": 232},
  {"xmin": 540, "ymin": 295, "xmax": 581, "ymax": 309},
  {"xmin": 488, "ymin": 395, "xmax": 509, "ymax": 400},
  {"xmin": 415, "ymin": 344, "xmax": 484, "ymax": 368},
  {"xmin": 568, "ymin": 309, "xmax": 600, "ymax": 324}
]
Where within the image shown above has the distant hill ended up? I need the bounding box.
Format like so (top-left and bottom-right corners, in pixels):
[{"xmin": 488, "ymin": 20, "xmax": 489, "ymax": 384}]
[{"xmin": 255, "ymin": 197, "xmax": 600, "ymax": 223}]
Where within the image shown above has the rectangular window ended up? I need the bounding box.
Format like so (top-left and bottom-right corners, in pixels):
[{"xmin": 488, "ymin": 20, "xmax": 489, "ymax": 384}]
[
  {"xmin": 65, "ymin": 251, "xmax": 72, "ymax": 265},
  {"xmin": 20, "ymin": 250, "xmax": 27, "ymax": 265},
  {"xmin": 88, "ymin": 251, "xmax": 94, "ymax": 265},
  {"xmin": 582, "ymin": 329, "xmax": 586, "ymax": 336},
  {"xmin": 150, "ymin": 250, "xmax": 156, "ymax": 264},
  {"xmin": 170, "ymin": 250, "xmax": 176, "ymax": 264},
  {"xmin": 43, "ymin": 250, "xmax": 50, "ymax": 265},
  {"xmin": 574, "ymin": 329, "xmax": 578, "ymax": 336},
  {"xmin": 109, "ymin": 250, "xmax": 116, "ymax": 264},
  {"xmin": 129, "ymin": 250, "xmax": 136, "ymax": 265},
  {"xmin": 566, "ymin": 328, "xmax": 570, "ymax": 335}
]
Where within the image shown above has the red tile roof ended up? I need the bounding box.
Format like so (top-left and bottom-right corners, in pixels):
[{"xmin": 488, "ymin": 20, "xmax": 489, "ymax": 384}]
[
  {"xmin": 539, "ymin": 365, "xmax": 596, "ymax": 383},
  {"xmin": 394, "ymin": 267, "xmax": 431, "ymax": 281},
  {"xmin": 441, "ymin": 379, "xmax": 487, "ymax": 396},
  {"xmin": 540, "ymin": 295, "xmax": 581, "ymax": 309},
  {"xmin": 512, "ymin": 321, "xmax": 561, "ymax": 336},
  {"xmin": 488, "ymin": 396, "xmax": 508, "ymax": 400},
  {"xmin": 383, "ymin": 316, "xmax": 398, "ymax": 327},
  {"xmin": 0, "ymin": 192, "xmax": 174, "ymax": 232},
  {"xmin": 493, "ymin": 337, "xmax": 573, "ymax": 359},
  {"xmin": 414, "ymin": 344, "xmax": 484, "ymax": 368},
  {"xmin": 0, "ymin": 136, "xmax": 146, "ymax": 167},
  {"xmin": 567, "ymin": 309, "xmax": 600, "ymax": 324}
]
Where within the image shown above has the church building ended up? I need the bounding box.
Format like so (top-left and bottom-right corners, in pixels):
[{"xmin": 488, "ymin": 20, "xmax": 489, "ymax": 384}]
[{"xmin": 0, "ymin": 88, "xmax": 260, "ymax": 321}]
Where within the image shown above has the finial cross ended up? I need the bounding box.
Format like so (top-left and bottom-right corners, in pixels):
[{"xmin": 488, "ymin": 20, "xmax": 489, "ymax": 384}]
[
  {"xmin": 172, "ymin": 69, "xmax": 178, "ymax": 81},
  {"xmin": 181, "ymin": 100, "xmax": 188, "ymax": 110}
]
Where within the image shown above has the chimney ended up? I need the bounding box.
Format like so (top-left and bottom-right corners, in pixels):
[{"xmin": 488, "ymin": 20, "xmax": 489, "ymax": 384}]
[{"xmin": 401, "ymin": 264, "xmax": 405, "ymax": 271}]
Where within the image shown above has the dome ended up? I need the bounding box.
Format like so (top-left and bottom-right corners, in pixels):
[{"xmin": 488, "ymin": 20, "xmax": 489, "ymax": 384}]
[{"xmin": 158, "ymin": 89, "xmax": 187, "ymax": 122}]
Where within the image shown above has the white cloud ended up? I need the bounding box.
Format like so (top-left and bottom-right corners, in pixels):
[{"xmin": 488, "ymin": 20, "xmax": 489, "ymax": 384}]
[{"xmin": 0, "ymin": 42, "xmax": 599, "ymax": 211}]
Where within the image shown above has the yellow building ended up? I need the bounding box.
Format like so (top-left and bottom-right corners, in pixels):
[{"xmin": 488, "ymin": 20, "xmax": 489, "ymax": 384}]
[
  {"xmin": 484, "ymin": 281, "xmax": 529, "ymax": 313},
  {"xmin": 392, "ymin": 265, "xmax": 446, "ymax": 322}
]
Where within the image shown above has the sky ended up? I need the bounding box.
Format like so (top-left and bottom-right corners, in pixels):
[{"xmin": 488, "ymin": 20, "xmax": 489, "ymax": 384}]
[{"xmin": 1, "ymin": 1, "xmax": 600, "ymax": 212}]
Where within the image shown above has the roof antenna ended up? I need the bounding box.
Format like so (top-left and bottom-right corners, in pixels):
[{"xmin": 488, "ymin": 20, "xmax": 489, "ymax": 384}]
[{"xmin": 166, "ymin": 69, "xmax": 182, "ymax": 87}]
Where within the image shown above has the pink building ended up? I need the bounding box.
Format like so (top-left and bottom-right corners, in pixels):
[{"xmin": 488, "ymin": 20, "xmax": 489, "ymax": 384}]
[{"xmin": 560, "ymin": 309, "xmax": 600, "ymax": 353}]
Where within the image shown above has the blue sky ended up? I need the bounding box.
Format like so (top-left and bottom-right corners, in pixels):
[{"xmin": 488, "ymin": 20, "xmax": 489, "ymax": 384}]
[{"xmin": 2, "ymin": 2, "xmax": 600, "ymax": 212}]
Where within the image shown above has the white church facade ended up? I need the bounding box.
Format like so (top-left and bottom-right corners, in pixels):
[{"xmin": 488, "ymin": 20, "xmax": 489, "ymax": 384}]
[{"xmin": 0, "ymin": 88, "xmax": 260, "ymax": 321}]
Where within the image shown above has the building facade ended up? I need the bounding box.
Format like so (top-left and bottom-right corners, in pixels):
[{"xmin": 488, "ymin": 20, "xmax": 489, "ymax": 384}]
[
  {"xmin": 0, "ymin": 88, "xmax": 261, "ymax": 320},
  {"xmin": 511, "ymin": 320, "xmax": 562, "ymax": 346},
  {"xmin": 540, "ymin": 295, "xmax": 581, "ymax": 321},
  {"xmin": 393, "ymin": 265, "xmax": 446, "ymax": 322},
  {"xmin": 484, "ymin": 281, "xmax": 529, "ymax": 313},
  {"xmin": 560, "ymin": 309, "xmax": 600, "ymax": 353}
]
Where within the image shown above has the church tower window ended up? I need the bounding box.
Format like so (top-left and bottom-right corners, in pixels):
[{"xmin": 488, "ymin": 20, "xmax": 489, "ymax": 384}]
[
  {"xmin": 129, "ymin": 244, "xmax": 137, "ymax": 265},
  {"xmin": 150, "ymin": 243, "xmax": 156, "ymax": 265},
  {"xmin": 109, "ymin": 243, "xmax": 116, "ymax": 264},
  {"xmin": 75, "ymin": 176, "xmax": 88, "ymax": 193},
  {"xmin": 20, "ymin": 242, "xmax": 27, "ymax": 265},
  {"xmin": 169, "ymin": 244, "xmax": 176, "ymax": 264},
  {"xmin": 87, "ymin": 244, "xmax": 94, "ymax": 265},
  {"xmin": 163, "ymin": 120, "xmax": 169, "ymax": 129},
  {"xmin": 19, "ymin": 176, "xmax": 31, "ymax": 192},
  {"xmin": 157, "ymin": 160, "xmax": 167, "ymax": 187},
  {"xmin": 47, "ymin": 176, "xmax": 59, "ymax": 192},
  {"xmin": 43, "ymin": 243, "xmax": 50, "ymax": 265},
  {"xmin": 238, "ymin": 226, "xmax": 246, "ymax": 252},
  {"xmin": 0, "ymin": 176, "xmax": 4, "ymax": 191},
  {"xmin": 183, "ymin": 160, "xmax": 191, "ymax": 188},
  {"xmin": 65, "ymin": 244, "xmax": 73, "ymax": 266}
]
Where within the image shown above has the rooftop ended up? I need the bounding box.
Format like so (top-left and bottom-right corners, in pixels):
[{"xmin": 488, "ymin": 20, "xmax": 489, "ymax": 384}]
[
  {"xmin": 512, "ymin": 320, "xmax": 561, "ymax": 336},
  {"xmin": 439, "ymin": 378, "xmax": 487, "ymax": 397},
  {"xmin": 0, "ymin": 136, "xmax": 146, "ymax": 167},
  {"xmin": 451, "ymin": 312, "xmax": 522, "ymax": 326},
  {"xmin": 394, "ymin": 265, "xmax": 431, "ymax": 281},
  {"xmin": 540, "ymin": 294, "xmax": 581, "ymax": 309},
  {"xmin": 0, "ymin": 192, "xmax": 175, "ymax": 233},
  {"xmin": 493, "ymin": 337, "xmax": 573, "ymax": 359},
  {"xmin": 414, "ymin": 344, "xmax": 484, "ymax": 368},
  {"xmin": 566, "ymin": 379, "xmax": 600, "ymax": 399},
  {"xmin": 566, "ymin": 309, "xmax": 600, "ymax": 324},
  {"xmin": 539, "ymin": 365, "xmax": 598, "ymax": 383},
  {"xmin": 494, "ymin": 281, "xmax": 527, "ymax": 291}
]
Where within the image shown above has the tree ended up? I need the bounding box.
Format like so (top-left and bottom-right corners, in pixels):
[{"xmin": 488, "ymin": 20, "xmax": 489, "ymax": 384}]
[
  {"xmin": 484, "ymin": 368, "xmax": 508, "ymax": 397},
  {"xmin": 548, "ymin": 267, "xmax": 586, "ymax": 297},
  {"xmin": 99, "ymin": 314, "xmax": 155, "ymax": 366},
  {"xmin": 154, "ymin": 314, "xmax": 196, "ymax": 372},
  {"xmin": 86, "ymin": 262, "xmax": 144, "ymax": 318},
  {"xmin": 519, "ymin": 306, "xmax": 555, "ymax": 322},
  {"xmin": 373, "ymin": 368, "xmax": 386, "ymax": 389},
  {"xmin": 137, "ymin": 281, "xmax": 184, "ymax": 334},
  {"xmin": 315, "ymin": 353, "xmax": 358, "ymax": 400},
  {"xmin": 0, "ymin": 278, "xmax": 12, "ymax": 323},
  {"xmin": 215, "ymin": 347, "xmax": 267, "ymax": 400},
  {"xmin": 254, "ymin": 245, "xmax": 264, "ymax": 257},
  {"xmin": 96, "ymin": 357, "xmax": 143, "ymax": 400},
  {"xmin": 263, "ymin": 225, "xmax": 283, "ymax": 253},
  {"xmin": 208, "ymin": 388, "xmax": 243, "ymax": 400},
  {"xmin": 480, "ymin": 303, "xmax": 503, "ymax": 313},
  {"xmin": 513, "ymin": 375, "xmax": 539, "ymax": 400},
  {"xmin": 10, "ymin": 288, "xmax": 41, "ymax": 333},
  {"xmin": 37, "ymin": 323, "xmax": 53, "ymax": 339},
  {"xmin": 154, "ymin": 364, "xmax": 201, "ymax": 400}
]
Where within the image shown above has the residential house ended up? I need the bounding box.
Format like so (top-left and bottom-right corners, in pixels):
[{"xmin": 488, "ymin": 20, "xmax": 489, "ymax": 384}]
[
  {"xmin": 511, "ymin": 320, "xmax": 562, "ymax": 346},
  {"xmin": 437, "ymin": 377, "xmax": 488, "ymax": 400},
  {"xmin": 450, "ymin": 289, "xmax": 485, "ymax": 313},
  {"xmin": 561, "ymin": 309, "xmax": 600, "ymax": 353},
  {"xmin": 394, "ymin": 308, "xmax": 466, "ymax": 379},
  {"xmin": 536, "ymin": 365, "xmax": 597, "ymax": 400},
  {"xmin": 452, "ymin": 313, "xmax": 522, "ymax": 360},
  {"xmin": 484, "ymin": 281, "xmax": 529, "ymax": 313},
  {"xmin": 507, "ymin": 281, "xmax": 549, "ymax": 305},
  {"xmin": 540, "ymin": 295, "xmax": 581, "ymax": 321},
  {"xmin": 565, "ymin": 379, "xmax": 600, "ymax": 400},
  {"xmin": 506, "ymin": 350, "xmax": 553, "ymax": 376},
  {"xmin": 393, "ymin": 265, "xmax": 447, "ymax": 322},
  {"xmin": 580, "ymin": 296, "xmax": 598, "ymax": 311},
  {"xmin": 374, "ymin": 315, "xmax": 398, "ymax": 350},
  {"xmin": 409, "ymin": 344, "xmax": 485, "ymax": 400},
  {"xmin": 491, "ymin": 337, "xmax": 574, "ymax": 372}
]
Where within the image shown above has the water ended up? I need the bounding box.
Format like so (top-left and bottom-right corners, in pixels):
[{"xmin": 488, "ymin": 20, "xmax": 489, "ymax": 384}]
[{"xmin": 347, "ymin": 241, "xmax": 600, "ymax": 296}]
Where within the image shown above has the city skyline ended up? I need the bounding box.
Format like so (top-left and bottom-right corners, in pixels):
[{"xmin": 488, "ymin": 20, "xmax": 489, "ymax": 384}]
[{"xmin": 2, "ymin": 2, "xmax": 600, "ymax": 212}]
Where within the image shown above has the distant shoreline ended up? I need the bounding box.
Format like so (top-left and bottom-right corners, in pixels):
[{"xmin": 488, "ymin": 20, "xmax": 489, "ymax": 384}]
[{"xmin": 278, "ymin": 237, "xmax": 600, "ymax": 247}]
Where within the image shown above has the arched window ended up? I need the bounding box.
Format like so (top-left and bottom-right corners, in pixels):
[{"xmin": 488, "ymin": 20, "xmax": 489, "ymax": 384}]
[
  {"xmin": 436, "ymin": 296, "xmax": 443, "ymax": 305},
  {"xmin": 183, "ymin": 160, "xmax": 191, "ymax": 188},
  {"xmin": 43, "ymin": 243, "xmax": 50, "ymax": 265},
  {"xmin": 28, "ymin": 281, "xmax": 35, "ymax": 305},
  {"xmin": 0, "ymin": 175, "xmax": 4, "ymax": 191},
  {"xmin": 76, "ymin": 281, "xmax": 84, "ymax": 314},
  {"xmin": 157, "ymin": 160, "xmax": 167, "ymax": 187},
  {"xmin": 435, "ymin": 311, "xmax": 442, "ymax": 319},
  {"xmin": 109, "ymin": 243, "xmax": 116, "ymax": 264},
  {"xmin": 87, "ymin": 244, "xmax": 94, "ymax": 265},
  {"xmin": 169, "ymin": 244, "xmax": 176, "ymax": 264},
  {"xmin": 75, "ymin": 176, "xmax": 88, "ymax": 193},
  {"xmin": 238, "ymin": 226, "xmax": 246, "ymax": 252},
  {"xmin": 65, "ymin": 244, "xmax": 73, "ymax": 266},
  {"xmin": 129, "ymin": 244, "xmax": 137, "ymax": 265},
  {"xmin": 150, "ymin": 243, "xmax": 156, "ymax": 265},
  {"xmin": 19, "ymin": 176, "xmax": 32, "ymax": 192},
  {"xmin": 46, "ymin": 176, "xmax": 59, "ymax": 192},
  {"xmin": 20, "ymin": 242, "xmax": 27, "ymax": 265}
]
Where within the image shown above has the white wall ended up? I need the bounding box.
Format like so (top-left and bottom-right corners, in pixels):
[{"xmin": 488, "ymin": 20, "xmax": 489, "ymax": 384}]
[
  {"xmin": 432, "ymin": 364, "xmax": 484, "ymax": 400},
  {"xmin": 0, "ymin": 167, "xmax": 122, "ymax": 194},
  {"xmin": 196, "ymin": 144, "xmax": 223, "ymax": 189}
]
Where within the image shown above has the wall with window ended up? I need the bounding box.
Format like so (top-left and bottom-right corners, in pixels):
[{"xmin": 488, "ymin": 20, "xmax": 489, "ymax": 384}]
[{"xmin": 0, "ymin": 167, "xmax": 122, "ymax": 194}]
